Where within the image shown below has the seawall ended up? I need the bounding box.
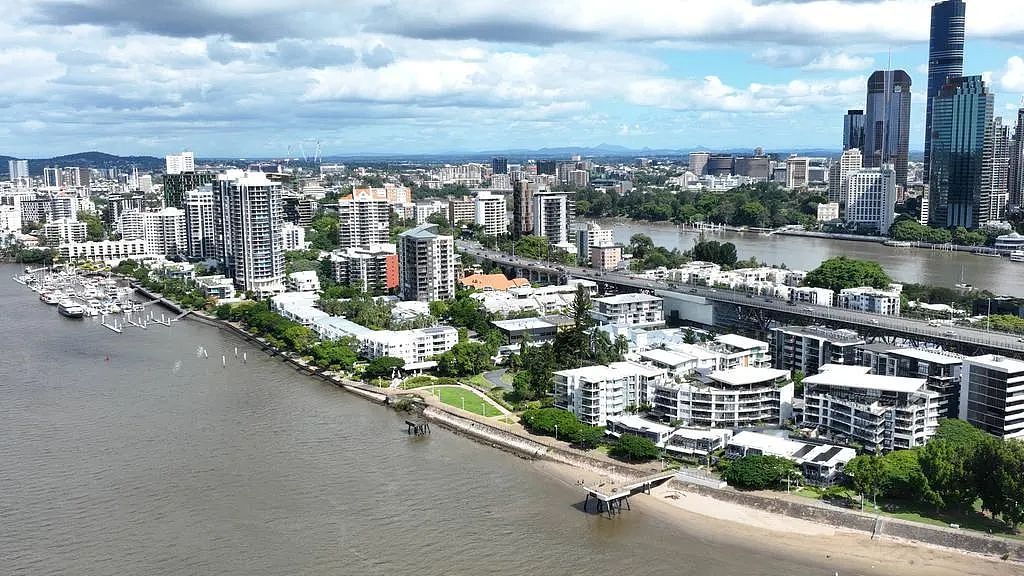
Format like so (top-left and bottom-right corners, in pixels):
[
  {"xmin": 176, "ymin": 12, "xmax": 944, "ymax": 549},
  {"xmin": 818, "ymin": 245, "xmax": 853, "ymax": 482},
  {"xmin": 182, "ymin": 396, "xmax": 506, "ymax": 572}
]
[{"xmin": 670, "ymin": 479, "xmax": 1024, "ymax": 562}]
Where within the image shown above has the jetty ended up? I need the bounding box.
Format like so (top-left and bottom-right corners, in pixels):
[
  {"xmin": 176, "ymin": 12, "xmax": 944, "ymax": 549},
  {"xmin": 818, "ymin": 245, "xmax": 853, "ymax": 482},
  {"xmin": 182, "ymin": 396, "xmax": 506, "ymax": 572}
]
[{"xmin": 582, "ymin": 470, "xmax": 676, "ymax": 518}]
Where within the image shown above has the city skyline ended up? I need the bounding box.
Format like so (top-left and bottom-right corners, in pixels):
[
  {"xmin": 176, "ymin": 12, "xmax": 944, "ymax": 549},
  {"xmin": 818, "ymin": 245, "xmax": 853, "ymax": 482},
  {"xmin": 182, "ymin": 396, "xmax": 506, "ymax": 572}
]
[{"xmin": 4, "ymin": 0, "xmax": 1024, "ymax": 157}]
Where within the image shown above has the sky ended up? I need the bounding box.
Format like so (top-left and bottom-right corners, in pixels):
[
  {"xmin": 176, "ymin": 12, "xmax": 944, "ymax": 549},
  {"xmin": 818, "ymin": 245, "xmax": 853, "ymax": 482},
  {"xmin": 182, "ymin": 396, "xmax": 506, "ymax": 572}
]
[{"xmin": 4, "ymin": 0, "xmax": 1024, "ymax": 158}]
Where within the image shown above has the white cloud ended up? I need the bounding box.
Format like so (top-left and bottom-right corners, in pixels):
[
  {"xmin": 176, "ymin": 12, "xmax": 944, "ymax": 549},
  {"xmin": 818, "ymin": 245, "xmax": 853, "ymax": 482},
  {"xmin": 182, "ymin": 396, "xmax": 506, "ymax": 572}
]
[
  {"xmin": 999, "ymin": 56, "xmax": 1024, "ymax": 92},
  {"xmin": 625, "ymin": 74, "xmax": 864, "ymax": 113},
  {"xmin": 803, "ymin": 52, "xmax": 873, "ymax": 72}
]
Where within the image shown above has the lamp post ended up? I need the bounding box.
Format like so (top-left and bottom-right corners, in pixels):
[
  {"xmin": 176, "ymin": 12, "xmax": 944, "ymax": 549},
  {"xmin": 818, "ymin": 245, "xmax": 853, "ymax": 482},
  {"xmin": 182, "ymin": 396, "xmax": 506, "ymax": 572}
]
[
  {"xmin": 987, "ymin": 298, "xmax": 992, "ymax": 331},
  {"xmin": 461, "ymin": 396, "xmax": 465, "ymax": 411},
  {"xmin": 554, "ymin": 424, "xmax": 559, "ymax": 442}
]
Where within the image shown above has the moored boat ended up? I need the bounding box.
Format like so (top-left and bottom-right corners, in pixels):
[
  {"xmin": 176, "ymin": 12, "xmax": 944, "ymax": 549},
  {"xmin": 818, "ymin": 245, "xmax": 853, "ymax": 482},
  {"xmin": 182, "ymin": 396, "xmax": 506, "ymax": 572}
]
[
  {"xmin": 57, "ymin": 300, "xmax": 86, "ymax": 319},
  {"xmin": 39, "ymin": 292, "xmax": 60, "ymax": 305},
  {"xmin": 1010, "ymin": 250, "xmax": 1024, "ymax": 263}
]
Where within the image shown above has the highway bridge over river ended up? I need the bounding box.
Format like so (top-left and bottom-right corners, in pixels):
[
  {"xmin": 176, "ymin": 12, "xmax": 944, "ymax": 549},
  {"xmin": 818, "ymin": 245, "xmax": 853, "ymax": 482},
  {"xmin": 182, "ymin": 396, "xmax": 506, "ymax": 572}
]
[{"xmin": 457, "ymin": 241, "xmax": 1024, "ymax": 357}]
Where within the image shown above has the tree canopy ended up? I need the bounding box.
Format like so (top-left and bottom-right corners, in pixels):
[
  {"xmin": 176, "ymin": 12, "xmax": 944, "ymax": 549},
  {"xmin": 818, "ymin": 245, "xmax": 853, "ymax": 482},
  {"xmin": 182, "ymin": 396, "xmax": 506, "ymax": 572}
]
[
  {"xmin": 722, "ymin": 455, "xmax": 800, "ymax": 490},
  {"xmin": 804, "ymin": 256, "xmax": 892, "ymax": 293},
  {"xmin": 609, "ymin": 435, "xmax": 660, "ymax": 462}
]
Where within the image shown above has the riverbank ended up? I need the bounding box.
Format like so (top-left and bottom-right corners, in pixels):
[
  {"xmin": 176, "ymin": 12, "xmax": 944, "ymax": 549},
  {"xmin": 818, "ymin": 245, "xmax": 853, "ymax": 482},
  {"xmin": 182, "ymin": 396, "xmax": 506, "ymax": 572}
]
[{"xmin": 129, "ymin": 286, "xmax": 1023, "ymax": 568}]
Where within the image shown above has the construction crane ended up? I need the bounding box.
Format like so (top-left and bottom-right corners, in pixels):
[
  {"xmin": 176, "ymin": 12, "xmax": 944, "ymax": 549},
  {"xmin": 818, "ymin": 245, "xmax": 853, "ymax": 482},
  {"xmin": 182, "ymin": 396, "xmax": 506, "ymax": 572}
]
[{"xmin": 314, "ymin": 139, "xmax": 322, "ymax": 164}]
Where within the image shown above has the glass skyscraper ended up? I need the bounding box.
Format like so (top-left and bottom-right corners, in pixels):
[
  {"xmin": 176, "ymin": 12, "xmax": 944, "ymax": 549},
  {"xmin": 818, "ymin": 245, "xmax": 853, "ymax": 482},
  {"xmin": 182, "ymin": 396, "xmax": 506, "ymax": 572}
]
[
  {"xmin": 928, "ymin": 76, "xmax": 993, "ymax": 230},
  {"xmin": 863, "ymin": 70, "xmax": 912, "ymax": 188},
  {"xmin": 924, "ymin": 0, "xmax": 966, "ymax": 184}
]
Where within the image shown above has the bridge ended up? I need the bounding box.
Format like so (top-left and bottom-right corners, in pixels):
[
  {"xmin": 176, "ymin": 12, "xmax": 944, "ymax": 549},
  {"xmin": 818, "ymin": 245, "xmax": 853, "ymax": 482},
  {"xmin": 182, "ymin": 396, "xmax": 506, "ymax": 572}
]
[{"xmin": 457, "ymin": 241, "xmax": 1024, "ymax": 357}]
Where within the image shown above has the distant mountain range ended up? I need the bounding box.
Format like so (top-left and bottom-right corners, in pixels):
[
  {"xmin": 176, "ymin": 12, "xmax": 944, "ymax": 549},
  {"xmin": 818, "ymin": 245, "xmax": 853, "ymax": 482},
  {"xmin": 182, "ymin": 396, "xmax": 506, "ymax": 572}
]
[{"xmin": 0, "ymin": 151, "xmax": 164, "ymax": 176}]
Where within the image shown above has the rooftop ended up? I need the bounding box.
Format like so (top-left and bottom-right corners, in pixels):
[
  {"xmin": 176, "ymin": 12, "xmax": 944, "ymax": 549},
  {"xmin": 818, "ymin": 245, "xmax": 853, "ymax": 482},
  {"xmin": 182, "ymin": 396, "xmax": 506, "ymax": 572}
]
[
  {"xmin": 715, "ymin": 333, "xmax": 768, "ymax": 351},
  {"xmin": 774, "ymin": 325, "xmax": 864, "ymax": 343},
  {"xmin": 491, "ymin": 317, "xmax": 557, "ymax": 332},
  {"xmin": 728, "ymin": 431, "xmax": 804, "ymax": 458},
  {"xmin": 804, "ymin": 370, "xmax": 926, "ymax": 393},
  {"xmin": 460, "ymin": 273, "xmax": 530, "ymax": 291},
  {"xmin": 607, "ymin": 415, "xmax": 674, "ymax": 436},
  {"xmin": 595, "ymin": 293, "xmax": 662, "ymax": 305},
  {"xmin": 640, "ymin": 348, "xmax": 698, "ymax": 367},
  {"xmin": 885, "ymin": 347, "xmax": 963, "ymax": 365},
  {"xmin": 708, "ymin": 367, "xmax": 790, "ymax": 387},
  {"xmin": 965, "ymin": 354, "xmax": 1024, "ymax": 373}
]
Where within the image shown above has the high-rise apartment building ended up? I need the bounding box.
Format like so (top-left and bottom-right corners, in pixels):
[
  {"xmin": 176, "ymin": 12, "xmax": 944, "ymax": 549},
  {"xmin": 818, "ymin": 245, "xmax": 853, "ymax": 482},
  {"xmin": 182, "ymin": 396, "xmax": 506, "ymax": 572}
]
[
  {"xmin": 531, "ymin": 189, "xmax": 574, "ymax": 245},
  {"xmin": 184, "ymin": 186, "xmax": 217, "ymax": 260},
  {"xmin": 845, "ymin": 165, "xmax": 897, "ymax": 233},
  {"xmin": 397, "ymin": 223, "xmax": 455, "ymax": 302},
  {"xmin": 163, "ymin": 171, "xmax": 215, "ymax": 209},
  {"xmin": 771, "ymin": 325, "xmax": 865, "ymax": 376},
  {"xmin": 827, "ymin": 148, "xmax": 863, "ymax": 204},
  {"xmin": 864, "ymin": 70, "xmax": 912, "ymax": 188},
  {"xmin": 474, "ymin": 190, "xmax": 507, "ymax": 236},
  {"xmin": 8, "ymin": 159, "xmax": 28, "ymax": 181},
  {"xmin": 980, "ymin": 117, "xmax": 1011, "ymax": 223},
  {"xmin": 924, "ymin": 0, "xmax": 966, "ymax": 184},
  {"xmin": 574, "ymin": 221, "xmax": 615, "ymax": 263},
  {"xmin": 959, "ymin": 354, "xmax": 1024, "ymax": 439},
  {"xmin": 512, "ymin": 180, "xmax": 541, "ymax": 238},
  {"xmin": 329, "ymin": 244, "xmax": 399, "ymax": 293},
  {"xmin": 213, "ymin": 170, "xmax": 286, "ymax": 294},
  {"xmin": 1009, "ymin": 107, "xmax": 1024, "ymax": 208},
  {"xmin": 843, "ymin": 110, "xmax": 865, "ymax": 150},
  {"xmin": 448, "ymin": 195, "xmax": 475, "ymax": 226},
  {"xmin": 165, "ymin": 151, "xmax": 195, "ymax": 175},
  {"xmin": 928, "ymin": 76, "xmax": 994, "ymax": 229},
  {"xmin": 337, "ymin": 190, "xmax": 391, "ymax": 248},
  {"xmin": 42, "ymin": 167, "xmax": 60, "ymax": 188},
  {"xmin": 143, "ymin": 207, "xmax": 187, "ymax": 257}
]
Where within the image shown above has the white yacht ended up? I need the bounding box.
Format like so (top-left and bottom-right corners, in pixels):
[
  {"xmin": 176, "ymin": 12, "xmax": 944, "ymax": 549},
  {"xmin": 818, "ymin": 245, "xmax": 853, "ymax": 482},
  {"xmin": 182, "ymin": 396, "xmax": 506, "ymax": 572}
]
[
  {"xmin": 1010, "ymin": 250, "xmax": 1024, "ymax": 263},
  {"xmin": 57, "ymin": 300, "xmax": 86, "ymax": 318}
]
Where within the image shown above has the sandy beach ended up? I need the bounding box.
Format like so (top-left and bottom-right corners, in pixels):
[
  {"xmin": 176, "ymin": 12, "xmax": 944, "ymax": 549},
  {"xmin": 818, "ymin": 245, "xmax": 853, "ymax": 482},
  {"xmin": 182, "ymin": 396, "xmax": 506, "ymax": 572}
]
[{"xmin": 534, "ymin": 459, "xmax": 1017, "ymax": 576}]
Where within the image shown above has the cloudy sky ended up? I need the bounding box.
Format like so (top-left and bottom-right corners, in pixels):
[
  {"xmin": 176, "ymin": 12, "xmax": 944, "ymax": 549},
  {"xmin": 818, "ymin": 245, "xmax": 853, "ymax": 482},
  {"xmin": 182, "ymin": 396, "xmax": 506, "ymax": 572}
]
[{"xmin": 4, "ymin": 0, "xmax": 1024, "ymax": 158}]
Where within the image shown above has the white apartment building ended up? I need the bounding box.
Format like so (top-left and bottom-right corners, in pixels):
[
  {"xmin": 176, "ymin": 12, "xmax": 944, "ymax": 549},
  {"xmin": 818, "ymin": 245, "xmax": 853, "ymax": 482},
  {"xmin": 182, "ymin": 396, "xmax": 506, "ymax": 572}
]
[
  {"xmin": 845, "ymin": 165, "xmax": 896, "ymax": 232},
  {"xmin": 58, "ymin": 239, "xmax": 149, "ymax": 263},
  {"xmin": 42, "ymin": 218, "xmax": 86, "ymax": 245},
  {"xmin": 650, "ymin": 367, "xmax": 794, "ymax": 428},
  {"xmin": 786, "ymin": 157, "xmax": 810, "ymax": 189},
  {"xmin": 184, "ymin": 186, "xmax": 216, "ymax": 260},
  {"xmin": 0, "ymin": 205, "xmax": 20, "ymax": 232},
  {"xmin": 143, "ymin": 207, "xmax": 187, "ymax": 257},
  {"xmin": 959, "ymin": 354, "xmax": 1024, "ymax": 439},
  {"xmin": 803, "ymin": 365, "xmax": 940, "ymax": 453},
  {"xmin": 838, "ymin": 285, "xmax": 902, "ymax": 316},
  {"xmin": 280, "ymin": 222, "xmax": 307, "ymax": 251},
  {"xmin": 286, "ymin": 270, "xmax": 320, "ymax": 292},
  {"xmin": 50, "ymin": 195, "xmax": 78, "ymax": 221},
  {"xmin": 827, "ymin": 148, "xmax": 863, "ymax": 204},
  {"xmin": 414, "ymin": 200, "xmax": 445, "ymax": 224},
  {"xmin": 817, "ymin": 202, "xmax": 840, "ymax": 222},
  {"xmin": 790, "ymin": 286, "xmax": 834, "ymax": 306},
  {"xmin": 214, "ymin": 170, "xmax": 286, "ymax": 295},
  {"xmin": 448, "ymin": 196, "xmax": 475, "ymax": 225},
  {"xmin": 771, "ymin": 325, "xmax": 865, "ymax": 376},
  {"xmin": 553, "ymin": 361, "xmax": 669, "ymax": 426},
  {"xmin": 397, "ymin": 223, "xmax": 455, "ymax": 302},
  {"xmin": 361, "ymin": 326, "xmax": 459, "ymax": 370},
  {"xmin": 531, "ymin": 190, "xmax": 573, "ymax": 245},
  {"xmin": 165, "ymin": 151, "xmax": 195, "ymax": 175},
  {"xmin": 591, "ymin": 293, "xmax": 664, "ymax": 328},
  {"xmin": 338, "ymin": 191, "xmax": 391, "ymax": 248},
  {"xmin": 8, "ymin": 159, "xmax": 28, "ymax": 181},
  {"xmin": 574, "ymin": 221, "xmax": 615, "ymax": 263},
  {"xmin": 474, "ymin": 190, "xmax": 507, "ymax": 236}
]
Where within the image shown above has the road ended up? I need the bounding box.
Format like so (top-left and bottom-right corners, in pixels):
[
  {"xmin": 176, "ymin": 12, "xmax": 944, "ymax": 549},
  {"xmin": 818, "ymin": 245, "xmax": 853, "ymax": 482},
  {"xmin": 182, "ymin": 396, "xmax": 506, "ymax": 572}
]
[{"xmin": 456, "ymin": 240, "xmax": 1024, "ymax": 356}]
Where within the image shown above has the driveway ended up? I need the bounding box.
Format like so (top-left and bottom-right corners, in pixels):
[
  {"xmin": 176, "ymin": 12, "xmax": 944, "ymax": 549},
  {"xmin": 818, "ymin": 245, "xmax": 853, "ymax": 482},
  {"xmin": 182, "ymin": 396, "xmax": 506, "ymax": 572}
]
[{"xmin": 483, "ymin": 368, "xmax": 510, "ymax": 390}]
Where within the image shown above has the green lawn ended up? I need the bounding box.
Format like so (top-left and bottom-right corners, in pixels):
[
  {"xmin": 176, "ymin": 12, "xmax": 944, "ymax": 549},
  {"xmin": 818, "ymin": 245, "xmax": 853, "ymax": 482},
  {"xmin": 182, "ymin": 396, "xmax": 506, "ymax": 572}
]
[
  {"xmin": 464, "ymin": 374, "xmax": 492, "ymax": 390},
  {"xmin": 427, "ymin": 385, "xmax": 503, "ymax": 417}
]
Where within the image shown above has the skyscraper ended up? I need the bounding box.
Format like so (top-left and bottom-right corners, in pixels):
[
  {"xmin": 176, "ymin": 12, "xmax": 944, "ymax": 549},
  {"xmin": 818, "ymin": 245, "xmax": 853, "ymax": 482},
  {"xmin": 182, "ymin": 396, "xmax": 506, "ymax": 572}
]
[
  {"xmin": 928, "ymin": 76, "xmax": 994, "ymax": 229},
  {"xmin": 491, "ymin": 156, "xmax": 508, "ymax": 175},
  {"xmin": 688, "ymin": 152, "xmax": 710, "ymax": 176},
  {"xmin": 213, "ymin": 170, "xmax": 286, "ymax": 294},
  {"xmin": 980, "ymin": 117, "xmax": 1010, "ymax": 224},
  {"xmin": 1009, "ymin": 107, "xmax": 1024, "ymax": 208},
  {"xmin": 864, "ymin": 70, "xmax": 912, "ymax": 188},
  {"xmin": 8, "ymin": 159, "xmax": 28, "ymax": 181},
  {"xmin": 165, "ymin": 151, "xmax": 195, "ymax": 175},
  {"xmin": 184, "ymin": 186, "xmax": 217, "ymax": 260},
  {"xmin": 845, "ymin": 165, "xmax": 897, "ymax": 233},
  {"xmin": 924, "ymin": 0, "xmax": 966, "ymax": 184},
  {"xmin": 337, "ymin": 190, "xmax": 390, "ymax": 248},
  {"xmin": 843, "ymin": 110, "xmax": 865, "ymax": 151},
  {"xmin": 828, "ymin": 148, "xmax": 863, "ymax": 204}
]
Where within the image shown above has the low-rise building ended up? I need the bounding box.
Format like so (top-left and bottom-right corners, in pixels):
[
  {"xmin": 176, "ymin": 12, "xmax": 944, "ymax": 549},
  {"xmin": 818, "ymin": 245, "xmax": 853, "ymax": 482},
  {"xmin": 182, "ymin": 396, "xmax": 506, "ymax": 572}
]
[
  {"xmin": 553, "ymin": 361, "xmax": 668, "ymax": 426},
  {"xmin": 591, "ymin": 293, "xmax": 664, "ymax": 328},
  {"xmin": 59, "ymin": 239, "xmax": 149, "ymax": 264},
  {"xmin": 650, "ymin": 367, "xmax": 794, "ymax": 429},
  {"xmin": 281, "ymin": 222, "xmax": 308, "ymax": 251},
  {"xmin": 817, "ymin": 202, "xmax": 841, "ymax": 222},
  {"xmin": 271, "ymin": 291, "xmax": 329, "ymax": 325},
  {"xmin": 771, "ymin": 325, "xmax": 865, "ymax": 376},
  {"xmin": 790, "ymin": 286, "xmax": 835, "ymax": 306},
  {"xmin": 725, "ymin": 431, "xmax": 856, "ymax": 486},
  {"xmin": 838, "ymin": 285, "xmax": 902, "ymax": 316},
  {"xmin": 361, "ymin": 326, "xmax": 459, "ymax": 370},
  {"xmin": 287, "ymin": 270, "xmax": 321, "ymax": 292},
  {"xmin": 590, "ymin": 244, "xmax": 623, "ymax": 271},
  {"xmin": 195, "ymin": 275, "xmax": 237, "ymax": 300},
  {"xmin": 490, "ymin": 315, "xmax": 572, "ymax": 346},
  {"xmin": 42, "ymin": 218, "xmax": 86, "ymax": 245},
  {"xmin": 459, "ymin": 273, "xmax": 530, "ymax": 291},
  {"xmin": 803, "ymin": 365, "xmax": 939, "ymax": 453},
  {"xmin": 959, "ymin": 354, "xmax": 1024, "ymax": 439},
  {"xmin": 606, "ymin": 415, "xmax": 732, "ymax": 459}
]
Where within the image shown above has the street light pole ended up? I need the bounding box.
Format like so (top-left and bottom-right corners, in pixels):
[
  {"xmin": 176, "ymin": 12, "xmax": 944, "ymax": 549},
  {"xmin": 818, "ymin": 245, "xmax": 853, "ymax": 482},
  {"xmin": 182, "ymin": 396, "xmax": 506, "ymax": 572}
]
[{"xmin": 554, "ymin": 424, "xmax": 559, "ymax": 441}]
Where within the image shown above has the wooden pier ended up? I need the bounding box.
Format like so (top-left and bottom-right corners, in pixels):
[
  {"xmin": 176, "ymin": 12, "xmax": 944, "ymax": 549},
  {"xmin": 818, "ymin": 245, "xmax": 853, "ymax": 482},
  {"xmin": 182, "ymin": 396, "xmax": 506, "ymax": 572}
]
[
  {"xmin": 405, "ymin": 420, "xmax": 430, "ymax": 435},
  {"xmin": 582, "ymin": 471, "xmax": 676, "ymax": 518}
]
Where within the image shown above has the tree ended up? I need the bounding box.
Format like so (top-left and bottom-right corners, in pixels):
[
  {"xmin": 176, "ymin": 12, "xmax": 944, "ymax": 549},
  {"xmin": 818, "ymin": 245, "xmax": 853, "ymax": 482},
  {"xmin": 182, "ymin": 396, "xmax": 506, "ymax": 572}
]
[
  {"xmin": 804, "ymin": 256, "xmax": 892, "ymax": 293},
  {"xmin": 917, "ymin": 439, "xmax": 978, "ymax": 511},
  {"xmin": 792, "ymin": 370, "xmax": 806, "ymax": 397},
  {"xmin": 845, "ymin": 455, "xmax": 886, "ymax": 505},
  {"xmin": 629, "ymin": 234, "xmax": 655, "ymax": 260},
  {"xmin": 722, "ymin": 455, "xmax": 799, "ymax": 490},
  {"xmin": 610, "ymin": 435, "xmax": 660, "ymax": 462},
  {"xmin": 975, "ymin": 437, "xmax": 1024, "ymax": 530},
  {"xmin": 691, "ymin": 238, "xmax": 738, "ymax": 267},
  {"xmin": 363, "ymin": 356, "xmax": 405, "ymax": 381},
  {"xmin": 435, "ymin": 341, "xmax": 493, "ymax": 377},
  {"xmin": 77, "ymin": 210, "xmax": 105, "ymax": 241},
  {"xmin": 309, "ymin": 339, "xmax": 358, "ymax": 370}
]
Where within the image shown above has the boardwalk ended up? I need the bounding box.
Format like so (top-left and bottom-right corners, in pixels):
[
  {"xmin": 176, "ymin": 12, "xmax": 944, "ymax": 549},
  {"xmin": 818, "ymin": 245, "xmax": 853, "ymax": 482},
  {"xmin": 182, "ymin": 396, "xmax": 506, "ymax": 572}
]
[{"xmin": 582, "ymin": 470, "xmax": 677, "ymax": 518}]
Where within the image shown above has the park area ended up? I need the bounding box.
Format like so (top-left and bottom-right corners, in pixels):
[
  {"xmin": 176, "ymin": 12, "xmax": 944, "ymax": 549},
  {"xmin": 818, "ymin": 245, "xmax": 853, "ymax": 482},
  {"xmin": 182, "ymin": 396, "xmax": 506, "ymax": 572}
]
[{"xmin": 426, "ymin": 385, "xmax": 504, "ymax": 418}]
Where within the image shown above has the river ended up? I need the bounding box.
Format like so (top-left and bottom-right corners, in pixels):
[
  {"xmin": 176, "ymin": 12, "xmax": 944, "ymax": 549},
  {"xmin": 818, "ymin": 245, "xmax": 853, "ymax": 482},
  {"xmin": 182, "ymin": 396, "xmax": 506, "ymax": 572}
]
[
  {"xmin": 598, "ymin": 220, "xmax": 1024, "ymax": 297},
  {"xmin": 0, "ymin": 264, "xmax": 999, "ymax": 575}
]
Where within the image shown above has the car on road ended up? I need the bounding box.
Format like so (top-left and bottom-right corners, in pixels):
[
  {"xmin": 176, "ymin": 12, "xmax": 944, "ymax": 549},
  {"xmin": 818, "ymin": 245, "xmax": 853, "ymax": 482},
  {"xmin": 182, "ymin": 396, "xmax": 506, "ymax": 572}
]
[
  {"xmin": 788, "ymin": 301, "xmax": 796, "ymax": 306},
  {"xmin": 943, "ymin": 330, "xmax": 957, "ymax": 336},
  {"xmin": 746, "ymin": 294, "xmax": 753, "ymax": 299},
  {"xmin": 870, "ymin": 319, "xmax": 879, "ymax": 324},
  {"xmin": 689, "ymin": 288, "xmax": 698, "ymax": 293},
  {"xmin": 803, "ymin": 307, "xmax": 813, "ymax": 312}
]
